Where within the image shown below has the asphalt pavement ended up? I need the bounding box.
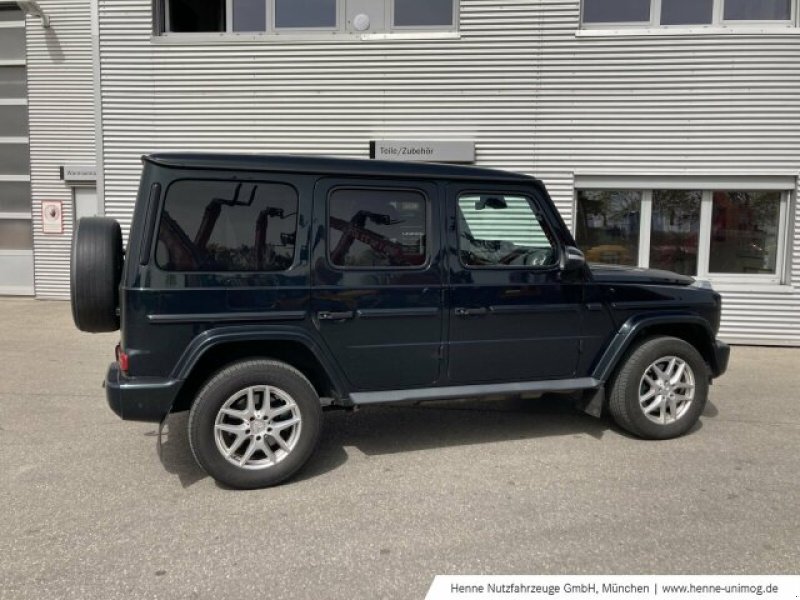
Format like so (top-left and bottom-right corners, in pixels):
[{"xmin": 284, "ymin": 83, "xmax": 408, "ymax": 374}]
[{"xmin": 1, "ymin": 297, "xmax": 799, "ymax": 599}]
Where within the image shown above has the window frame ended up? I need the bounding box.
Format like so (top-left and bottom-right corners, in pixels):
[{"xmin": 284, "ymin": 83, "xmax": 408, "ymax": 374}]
[
  {"xmin": 456, "ymin": 190, "xmax": 561, "ymax": 271},
  {"xmin": 580, "ymin": 0, "xmax": 797, "ymax": 30},
  {"xmin": 573, "ymin": 181, "xmax": 793, "ymax": 286},
  {"xmin": 157, "ymin": 0, "xmax": 459, "ymax": 37},
  {"xmin": 153, "ymin": 177, "xmax": 301, "ymax": 274},
  {"xmin": 325, "ymin": 184, "xmax": 433, "ymax": 272}
]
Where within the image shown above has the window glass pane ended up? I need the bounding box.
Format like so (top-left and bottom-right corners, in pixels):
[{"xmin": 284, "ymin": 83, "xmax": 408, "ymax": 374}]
[
  {"xmin": 0, "ymin": 143, "xmax": 30, "ymax": 175},
  {"xmin": 167, "ymin": 0, "xmax": 225, "ymax": 32},
  {"xmin": 0, "ymin": 27, "xmax": 24, "ymax": 61},
  {"xmin": 0, "ymin": 181, "xmax": 31, "ymax": 213},
  {"xmin": 0, "ymin": 105, "xmax": 29, "ymax": 137},
  {"xmin": 233, "ymin": 0, "xmax": 266, "ymax": 31},
  {"xmin": 458, "ymin": 194, "xmax": 556, "ymax": 268},
  {"xmin": 710, "ymin": 191, "xmax": 781, "ymax": 275},
  {"xmin": 576, "ymin": 190, "xmax": 641, "ymax": 266},
  {"xmin": 275, "ymin": 0, "xmax": 336, "ymax": 28},
  {"xmin": 649, "ymin": 191, "xmax": 701, "ymax": 275},
  {"xmin": 582, "ymin": 0, "xmax": 651, "ymax": 23},
  {"xmin": 0, "ymin": 218, "xmax": 32, "ymax": 250},
  {"xmin": 156, "ymin": 180, "xmax": 298, "ymax": 272},
  {"xmin": 0, "ymin": 67, "xmax": 27, "ymax": 98},
  {"xmin": 724, "ymin": 0, "xmax": 791, "ymax": 20},
  {"xmin": 394, "ymin": 0, "xmax": 454, "ymax": 27},
  {"xmin": 0, "ymin": 7, "xmax": 23, "ymax": 21},
  {"xmin": 661, "ymin": 0, "xmax": 713, "ymax": 24},
  {"xmin": 329, "ymin": 189, "xmax": 427, "ymax": 268}
]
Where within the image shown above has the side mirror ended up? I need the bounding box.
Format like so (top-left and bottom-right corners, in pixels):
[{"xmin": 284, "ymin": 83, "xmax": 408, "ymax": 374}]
[{"xmin": 561, "ymin": 246, "xmax": 585, "ymax": 271}]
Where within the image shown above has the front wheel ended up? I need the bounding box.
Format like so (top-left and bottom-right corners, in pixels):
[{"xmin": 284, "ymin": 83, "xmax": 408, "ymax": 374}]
[
  {"xmin": 188, "ymin": 360, "xmax": 322, "ymax": 489},
  {"xmin": 608, "ymin": 336, "xmax": 709, "ymax": 440}
]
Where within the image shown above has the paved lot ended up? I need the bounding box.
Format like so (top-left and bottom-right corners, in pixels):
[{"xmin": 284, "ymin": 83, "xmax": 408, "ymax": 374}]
[{"xmin": 1, "ymin": 297, "xmax": 799, "ymax": 599}]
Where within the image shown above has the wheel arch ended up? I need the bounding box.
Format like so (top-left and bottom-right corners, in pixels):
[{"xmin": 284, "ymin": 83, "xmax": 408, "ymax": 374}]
[
  {"xmin": 169, "ymin": 328, "xmax": 349, "ymax": 414},
  {"xmin": 592, "ymin": 313, "xmax": 720, "ymax": 385}
]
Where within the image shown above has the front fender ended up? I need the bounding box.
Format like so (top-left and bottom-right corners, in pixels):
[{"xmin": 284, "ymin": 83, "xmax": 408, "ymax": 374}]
[{"xmin": 590, "ymin": 312, "xmax": 721, "ymax": 382}]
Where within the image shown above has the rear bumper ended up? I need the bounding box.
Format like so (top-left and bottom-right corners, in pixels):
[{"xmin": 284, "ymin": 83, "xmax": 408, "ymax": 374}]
[
  {"xmin": 712, "ymin": 339, "xmax": 730, "ymax": 378},
  {"xmin": 105, "ymin": 362, "xmax": 181, "ymax": 422}
]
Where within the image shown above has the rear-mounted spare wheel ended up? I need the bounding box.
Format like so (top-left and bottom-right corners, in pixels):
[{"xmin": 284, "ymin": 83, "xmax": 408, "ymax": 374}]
[{"xmin": 71, "ymin": 217, "xmax": 124, "ymax": 333}]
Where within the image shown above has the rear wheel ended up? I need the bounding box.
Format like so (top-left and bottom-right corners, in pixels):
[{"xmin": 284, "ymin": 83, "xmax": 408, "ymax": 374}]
[
  {"xmin": 188, "ymin": 360, "xmax": 322, "ymax": 489},
  {"xmin": 608, "ymin": 336, "xmax": 709, "ymax": 440}
]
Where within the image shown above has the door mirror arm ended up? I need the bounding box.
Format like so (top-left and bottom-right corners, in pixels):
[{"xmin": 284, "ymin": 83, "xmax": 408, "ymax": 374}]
[{"xmin": 561, "ymin": 245, "xmax": 586, "ymax": 272}]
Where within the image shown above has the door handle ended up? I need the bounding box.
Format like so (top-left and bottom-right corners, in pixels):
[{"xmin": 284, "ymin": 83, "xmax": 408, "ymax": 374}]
[
  {"xmin": 455, "ymin": 307, "xmax": 488, "ymax": 317},
  {"xmin": 317, "ymin": 310, "xmax": 354, "ymax": 322}
]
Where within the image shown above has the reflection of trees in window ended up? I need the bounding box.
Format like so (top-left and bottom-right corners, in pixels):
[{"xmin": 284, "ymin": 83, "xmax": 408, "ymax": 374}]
[
  {"xmin": 650, "ymin": 190, "xmax": 701, "ymax": 276},
  {"xmin": 710, "ymin": 191, "xmax": 780, "ymax": 274},
  {"xmin": 576, "ymin": 190, "xmax": 641, "ymax": 266}
]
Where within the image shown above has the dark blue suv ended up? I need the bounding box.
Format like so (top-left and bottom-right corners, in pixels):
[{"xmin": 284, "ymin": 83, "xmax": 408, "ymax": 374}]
[{"xmin": 71, "ymin": 154, "xmax": 729, "ymax": 489}]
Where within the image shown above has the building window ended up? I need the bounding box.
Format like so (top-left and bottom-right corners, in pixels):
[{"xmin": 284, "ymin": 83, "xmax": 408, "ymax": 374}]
[
  {"xmin": 582, "ymin": 0, "xmax": 796, "ymax": 27},
  {"xmin": 394, "ymin": 0, "xmax": 455, "ymax": 28},
  {"xmin": 165, "ymin": 0, "xmax": 225, "ymax": 33},
  {"xmin": 328, "ymin": 188, "xmax": 428, "ymax": 269},
  {"xmin": 709, "ymin": 191, "xmax": 782, "ymax": 275},
  {"xmin": 575, "ymin": 190, "xmax": 641, "ymax": 266},
  {"xmin": 575, "ymin": 187, "xmax": 790, "ymax": 284},
  {"xmin": 155, "ymin": 180, "xmax": 298, "ymax": 272},
  {"xmin": 157, "ymin": 0, "xmax": 458, "ymax": 35},
  {"xmin": 274, "ymin": 0, "xmax": 336, "ymax": 29},
  {"xmin": 724, "ymin": 0, "xmax": 791, "ymax": 21},
  {"xmin": 583, "ymin": 0, "xmax": 651, "ymax": 24}
]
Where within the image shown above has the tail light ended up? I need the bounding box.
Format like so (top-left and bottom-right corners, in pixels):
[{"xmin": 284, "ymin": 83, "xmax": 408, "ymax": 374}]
[{"xmin": 115, "ymin": 343, "xmax": 129, "ymax": 374}]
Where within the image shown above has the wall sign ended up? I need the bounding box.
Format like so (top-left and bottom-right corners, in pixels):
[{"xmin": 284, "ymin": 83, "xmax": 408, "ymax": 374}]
[
  {"xmin": 370, "ymin": 140, "xmax": 475, "ymax": 163},
  {"xmin": 42, "ymin": 201, "xmax": 63, "ymax": 234},
  {"xmin": 60, "ymin": 164, "xmax": 97, "ymax": 183}
]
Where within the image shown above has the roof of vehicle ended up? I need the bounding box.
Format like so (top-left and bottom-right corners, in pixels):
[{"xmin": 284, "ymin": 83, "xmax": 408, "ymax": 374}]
[{"xmin": 144, "ymin": 153, "xmax": 537, "ymax": 183}]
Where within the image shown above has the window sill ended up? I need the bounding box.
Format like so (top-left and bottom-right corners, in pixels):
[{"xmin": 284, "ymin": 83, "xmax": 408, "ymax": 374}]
[
  {"xmin": 151, "ymin": 31, "xmax": 460, "ymax": 45},
  {"xmin": 576, "ymin": 25, "xmax": 800, "ymax": 39}
]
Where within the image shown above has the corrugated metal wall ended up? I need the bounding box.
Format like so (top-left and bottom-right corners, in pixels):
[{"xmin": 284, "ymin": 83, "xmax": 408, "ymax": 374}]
[
  {"xmin": 87, "ymin": 0, "xmax": 800, "ymax": 343},
  {"xmin": 27, "ymin": 0, "xmax": 96, "ymax": 298},
  {"xmin": 530, "ymin": 0, "xmax": 800, "ymax": 345}
]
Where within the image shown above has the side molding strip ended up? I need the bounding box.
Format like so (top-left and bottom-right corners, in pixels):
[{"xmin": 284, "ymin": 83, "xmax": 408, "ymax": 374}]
[
  {"xmin": 350, "ymin": 377, "xmax": 601, "ymax": 405},
  {"xmin": 148, "ymin": 311, "xmax": 306, "ymax": 324}
]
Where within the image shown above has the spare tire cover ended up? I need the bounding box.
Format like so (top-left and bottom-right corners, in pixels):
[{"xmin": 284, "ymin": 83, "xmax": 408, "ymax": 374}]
[{"xmin": 71, "ymin": 217, "xmax": 123, "ymax": 333}]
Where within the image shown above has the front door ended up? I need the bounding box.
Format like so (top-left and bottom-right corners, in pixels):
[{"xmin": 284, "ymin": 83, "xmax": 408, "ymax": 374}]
[
  {"xmin": 311, "ymin": 179, "xmax": 444, "ymax": 391},
  {"xmin": 446, "ymin": 184, "xmax": 582, "ymax": 384}
]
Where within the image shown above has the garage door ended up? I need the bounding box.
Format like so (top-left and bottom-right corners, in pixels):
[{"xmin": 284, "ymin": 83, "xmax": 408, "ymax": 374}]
[{"xmin": 0, "ymin": 6, "xmax": 33, "ymax": 295}]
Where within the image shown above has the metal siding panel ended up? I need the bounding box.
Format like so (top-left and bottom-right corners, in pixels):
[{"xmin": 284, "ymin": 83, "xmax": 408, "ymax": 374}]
[
  {"xmin": 93, "ymin": 0, "xmax": 800, "ymax": 343},
  {"xmin": 26, "ymin": 0, "xmax": 96, "ymax": 298},
  {"xmin": 533, "ymin": 0, "xmax": 800, "ymax": 345}
]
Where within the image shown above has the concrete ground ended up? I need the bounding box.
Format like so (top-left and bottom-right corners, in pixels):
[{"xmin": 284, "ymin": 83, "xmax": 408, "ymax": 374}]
[{"xmin": 0, "ymin": 297, "xmax": 799, "ymax": 600}]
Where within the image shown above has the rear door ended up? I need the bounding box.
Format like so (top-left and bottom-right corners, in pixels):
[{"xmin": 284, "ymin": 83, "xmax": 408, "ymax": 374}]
[
  {"xmin": 446, "ymin": 184, "xmax": 582, "ymax": 384},
  {"xmin": 311, "ymin": 179, "xmax": 444, "ymax": 391}
]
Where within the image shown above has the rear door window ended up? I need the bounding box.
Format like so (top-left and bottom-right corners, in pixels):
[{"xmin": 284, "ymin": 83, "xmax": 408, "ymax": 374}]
[
  {"xmin": 155, "ymin": 179, "xmax": 298, "ymax": 272},
  {"xmin": 328, "ymin": 188, "xmax": 428, "ymax": 268}
]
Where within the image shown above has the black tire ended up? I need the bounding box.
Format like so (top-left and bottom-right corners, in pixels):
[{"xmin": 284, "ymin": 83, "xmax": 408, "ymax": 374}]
[
  {"xmin": 608, "ymin": 336, "xmax": 709, "ymax": 440},
  {"xmin": 70, "ymin": 217, "xmax": 123, "ymax": 333},
  {"xmin": 188, "ymin": 359, "xmax": 322, "ymax": 489}
]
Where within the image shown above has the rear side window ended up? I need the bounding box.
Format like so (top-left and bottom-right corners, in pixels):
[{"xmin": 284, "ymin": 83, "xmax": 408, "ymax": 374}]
[
  {"xmin": 328, "ymin": 188, "xmax": 427, "ymax": 268},
  {"xmin": 155, "ymin": 179, "xmax": 298, "ymax": 272}
]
